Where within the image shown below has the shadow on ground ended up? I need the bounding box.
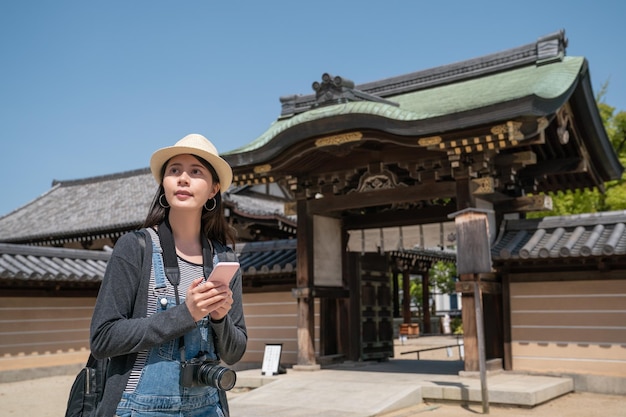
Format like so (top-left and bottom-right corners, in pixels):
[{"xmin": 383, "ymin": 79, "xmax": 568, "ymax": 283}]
[{"xmin": 324, "ymin": 359, "xmax": 464, "ymax": 375}]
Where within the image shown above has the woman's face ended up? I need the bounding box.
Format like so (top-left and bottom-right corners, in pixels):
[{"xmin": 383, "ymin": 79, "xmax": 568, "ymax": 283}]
[{"xmin": 162, "ymin": 154, "xmax": 219, "ymax": 212}]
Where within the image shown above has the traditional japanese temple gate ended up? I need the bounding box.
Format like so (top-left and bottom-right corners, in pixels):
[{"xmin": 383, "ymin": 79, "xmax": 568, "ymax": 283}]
[{"xmin": 214, "ymin": 31, "xmax": 623, "ymax": 370}]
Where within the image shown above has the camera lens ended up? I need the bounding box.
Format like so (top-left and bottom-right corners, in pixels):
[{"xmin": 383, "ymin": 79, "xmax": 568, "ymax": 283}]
[{"xmin": 198, "ymin": 364, "xmax": 237, "ymax": 391}]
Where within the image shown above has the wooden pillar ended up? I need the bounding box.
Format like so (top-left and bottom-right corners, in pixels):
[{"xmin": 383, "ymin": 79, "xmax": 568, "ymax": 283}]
[
  {"xmin": 459, "ymin": 275, "xmax": 478, "ymax": 370},
  {"xmin": 459, "ymin": 280, "xmax": 478, "ymax": 370},
  {"xmin": 392, "ymin": 271, "xmax": 400, "ymax": 318},
  {"xmin": 421, "ymin": 271, "xmax": 431, "ymax": 333},
  {"xmin": 457, "ymin": 280, "xmax": 501, "ymax": 363},
  {"xmin": 295, "ymin": 198, "xmax": 316, "ymax": 366},
  {"xmin": 455, "ymin": 178, "xmax": 475, "ymax": 210},
  {"xmin": 402, "ymin": 267, "xmax": 411, "ymax": 324},
  {"xmin": 502, "ymin": 274, "xmax": 512, "ymax": 371}
]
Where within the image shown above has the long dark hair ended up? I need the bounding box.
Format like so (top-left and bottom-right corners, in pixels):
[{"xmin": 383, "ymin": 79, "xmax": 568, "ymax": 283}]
[{"xmin": 143, "ymin": 155, "xmax": 236, "ymax": 247}]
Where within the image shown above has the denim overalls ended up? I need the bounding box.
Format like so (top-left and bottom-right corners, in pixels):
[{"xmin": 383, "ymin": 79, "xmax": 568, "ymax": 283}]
[{"xmin": 115, "ymin": 231, "xmax": 225, "ymax": 417}]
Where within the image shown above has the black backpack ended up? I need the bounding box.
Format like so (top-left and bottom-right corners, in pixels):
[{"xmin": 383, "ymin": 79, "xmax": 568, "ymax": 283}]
[{"xmin": 64, "ymin": 354, "xmax": 110, "ymax": 417}]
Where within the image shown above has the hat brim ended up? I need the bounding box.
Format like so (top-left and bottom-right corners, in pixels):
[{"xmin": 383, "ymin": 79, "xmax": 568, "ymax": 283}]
[{"xmin": 150, "ymin": 145, "xmax": 233, "ymax": 193}]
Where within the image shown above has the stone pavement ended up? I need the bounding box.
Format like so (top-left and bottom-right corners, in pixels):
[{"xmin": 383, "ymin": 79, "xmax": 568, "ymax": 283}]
[
  {"xmin": 229, "ymin": 358, "xmax": 573, "ymax": 417},
  {"xmin": 226, "ymin": 335, "xmax": 572, "ymax": 416},
  {"xmin": 2, "ymin": 335, "xmax": 624, "ymax": 417},
  {"xmin": 1, "ymin": 374, "xmax": 623, "ymax": 417}
]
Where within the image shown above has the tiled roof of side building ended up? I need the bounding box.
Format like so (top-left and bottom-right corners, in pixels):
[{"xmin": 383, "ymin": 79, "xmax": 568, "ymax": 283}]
[
  {"xmin": 0, "ymin": 243, "xmax": 110, "ymax": 284},
  {"xmin": 0, "ymin": 168, "xmax": 157, "ymax": 242},
  {"xmin": 492, "ymin": 210, "xmax": 626, "ymax": 261},
  {"xmin": 228, "ymin": 194, "xmax": 295, "ymax": 221},
  {"xmin": 235, "ymin": 239, "xmax": 296, "ymax": 276},
  {"xmin": 0, "ymin": 170, "xmax": 294, "ymax": 243},
  {"xmin": 0, "ymin": 239, "xmax": 299, "ymax": 284}
]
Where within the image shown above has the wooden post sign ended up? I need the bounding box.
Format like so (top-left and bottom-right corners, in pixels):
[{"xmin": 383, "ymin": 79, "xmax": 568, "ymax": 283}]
[
  {"xmin": 261, "ymin": 344, "xmax": 283, "ymax": 376},
  {"xmin": 448, "ymin": 208, "xmax": 493, "ymax": 415},
  {"xmin": 449, "ymin": 208, "xmax": 493, "ymax": 275}
]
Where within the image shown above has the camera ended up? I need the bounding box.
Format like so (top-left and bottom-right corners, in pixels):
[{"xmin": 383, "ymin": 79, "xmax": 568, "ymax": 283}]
[{"xmin": 180, "ymin": 355, "xmax": 237, "ymax": 391}]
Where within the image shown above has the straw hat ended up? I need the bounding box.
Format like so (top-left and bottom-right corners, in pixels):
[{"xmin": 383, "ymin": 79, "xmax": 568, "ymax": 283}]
[{"xmin": 150, "ymin": 134, "xmax": 233, "ymax": 193}]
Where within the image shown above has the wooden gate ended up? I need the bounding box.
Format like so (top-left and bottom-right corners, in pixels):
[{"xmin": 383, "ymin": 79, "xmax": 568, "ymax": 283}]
[{"xmin": 346, "ymin": 252, "xmax": 394, "ymax": 361}]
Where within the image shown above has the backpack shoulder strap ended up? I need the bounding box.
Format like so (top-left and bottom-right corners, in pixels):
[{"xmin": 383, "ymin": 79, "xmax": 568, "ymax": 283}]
[{"xmin": 132, "ymin": 229, "xmax": 153, "ymax": 318}]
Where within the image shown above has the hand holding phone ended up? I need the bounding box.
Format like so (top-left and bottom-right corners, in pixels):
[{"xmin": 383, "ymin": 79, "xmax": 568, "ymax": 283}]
[{"xmin": 187, "ymin": 263, "xmax": 239, "ymax": 321}]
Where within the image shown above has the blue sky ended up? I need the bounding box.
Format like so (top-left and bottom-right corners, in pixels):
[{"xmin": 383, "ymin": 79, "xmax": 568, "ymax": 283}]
[{"xmin": 1, "ymin": 1, "xmax": 625, "ymax": 217}]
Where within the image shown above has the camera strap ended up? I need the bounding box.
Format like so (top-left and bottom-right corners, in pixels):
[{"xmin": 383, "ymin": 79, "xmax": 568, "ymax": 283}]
[{"xmin": 157, "ymin": 218, "xmax": 214, "ymax": 361}]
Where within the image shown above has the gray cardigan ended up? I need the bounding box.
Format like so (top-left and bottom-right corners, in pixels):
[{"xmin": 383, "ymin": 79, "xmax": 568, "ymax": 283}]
[{"xmin": 90, "ymin": 230, "xmax": 247, "ymax": 417}]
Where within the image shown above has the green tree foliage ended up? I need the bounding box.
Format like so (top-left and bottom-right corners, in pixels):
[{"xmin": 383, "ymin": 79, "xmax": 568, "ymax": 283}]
[
  {"xmin": 529, "ymin": 84, "xmax": 626, "ymax": 217},
  {"xmin": 430, "ymin": 261, "xmax": 457, "ymax": 294},
  {"xmin": 600, "ymin": 91, "xmax": 626, "ymax": 210},
  {"xmin": 401, "ymin": 261, "xmax": 457, "ymax": 316},
  {"xmin": 408, "ymin": 275, "xmax": 422, "ymax": 316}
]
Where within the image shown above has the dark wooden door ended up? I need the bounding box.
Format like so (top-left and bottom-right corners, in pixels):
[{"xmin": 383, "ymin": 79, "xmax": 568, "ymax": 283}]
[{"xmin": 346, "ymin": 252, "xmax": 394, "ymax": 361}]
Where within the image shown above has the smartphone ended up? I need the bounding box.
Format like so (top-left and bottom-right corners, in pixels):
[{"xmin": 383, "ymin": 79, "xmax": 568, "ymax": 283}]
[{"xmin": 207, "ymin": 262, "xmax": 240, "ymax": 286}]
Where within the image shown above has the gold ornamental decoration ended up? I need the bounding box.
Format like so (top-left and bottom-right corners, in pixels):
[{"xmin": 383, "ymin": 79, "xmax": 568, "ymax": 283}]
[
  {"xmin": 471, "ymin": 177, "xmax": 495, "ymax": 195},
  {"xmin": 253, "ymin": 164, "xmax": 272, "ymax": 174},
  {"xmin": 315, "ymin": 131, "xmax": 363, "ymax": 147},
  {"xmin": 418, "ymin": 136, "xmax": 442, "ymax": 146},
  {"xmin": 491, "ymin": 121, "xmax": 523, "ymax": 142}
]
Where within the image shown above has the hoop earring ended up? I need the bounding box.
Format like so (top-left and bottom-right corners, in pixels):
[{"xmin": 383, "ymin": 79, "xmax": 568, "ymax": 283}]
[
  {"xmin": 204, "ymin": 197, "xmax": 217, "ymax": 211},
  {"xmin": 159, "ymin": 194, "xmax": 170, "ymax": 208}
]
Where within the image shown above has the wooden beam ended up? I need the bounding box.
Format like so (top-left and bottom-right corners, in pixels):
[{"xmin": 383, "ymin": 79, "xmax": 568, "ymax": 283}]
[
  {"xmin": 496, "ymin": 194, "xmax": 553, "ymax": 213},
  {"xmin": 456, "ymin": 280, "xmax": 501, "ymax": 294},
  {"xmin": 520, "ymin": 157, "xmax": 586, "ymax": 176},
  {"xmin": 307, "ymin": 181, "xmax": 457, "ymax": 214},
  {"xmin": 342, "ymin": 203, "xmax": 457, "ymax": 230},
  {"xmin": 292, "ymin": 286, "xmax": 350, "ymax": 298},
  {"xmin": 494, "ymin": 151, "xmax": 537, "ymax": 167}
]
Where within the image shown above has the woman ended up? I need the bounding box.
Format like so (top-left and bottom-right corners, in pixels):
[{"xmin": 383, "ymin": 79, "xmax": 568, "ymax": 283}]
[{"xmin": 90, "ymin": 134, "xmax": 247, "ymax": 417}]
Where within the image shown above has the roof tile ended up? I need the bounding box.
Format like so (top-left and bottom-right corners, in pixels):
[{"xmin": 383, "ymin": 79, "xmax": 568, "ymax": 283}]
[
  {"xmin": 492, "ymin": 210, "xmax": 626, "ymax": 261},
  {"xmin": 0, "ymin": 243, "xmax": 110, "ymax": 283}
]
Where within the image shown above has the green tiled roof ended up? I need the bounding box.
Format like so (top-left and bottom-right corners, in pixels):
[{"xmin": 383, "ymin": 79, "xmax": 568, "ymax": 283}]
[
  {"xmin": 226, "ymin": 56, "xmax": 584, "ymax": 155},
  {"xmin": 395, "ymin": 56, "xmax": 583, "ymax": 116},
  {"xmin": 225, "ymin": 102, "xmax": 422, "ymax": 154}
]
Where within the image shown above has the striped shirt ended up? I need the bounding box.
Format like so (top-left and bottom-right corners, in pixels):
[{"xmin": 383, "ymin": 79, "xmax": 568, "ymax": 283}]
[{"xmin": 125, "ymin": 232, "xmax": 206, "ymax": 393}]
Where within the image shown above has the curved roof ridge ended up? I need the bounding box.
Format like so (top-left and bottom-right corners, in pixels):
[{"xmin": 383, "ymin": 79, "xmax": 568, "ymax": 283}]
[
  {"xmin": 277, "ymin": 30, "xmax": 567, "ymax": 118},
  {"xmin": 226, "ymin": 57, "xmax": 584, "ymax": 157},
  {"xmin": 51, "ymin": 167, "xmax": 151, "ymax": 187}
]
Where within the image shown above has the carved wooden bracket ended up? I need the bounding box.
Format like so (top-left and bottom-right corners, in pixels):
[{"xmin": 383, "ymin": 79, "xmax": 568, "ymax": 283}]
[{"xmin": 351, "ymin": 165, "xmax": 405, "ymax": 194}]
